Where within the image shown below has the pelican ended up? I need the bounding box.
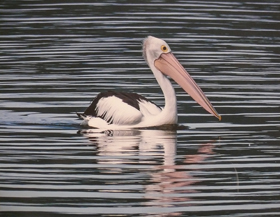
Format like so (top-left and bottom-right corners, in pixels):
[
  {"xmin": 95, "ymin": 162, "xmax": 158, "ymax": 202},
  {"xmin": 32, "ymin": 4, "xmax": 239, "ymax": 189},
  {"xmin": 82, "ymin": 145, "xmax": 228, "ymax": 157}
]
[{"xmin": 77, "ymin": 36, "xmax": 221, "ymax": 129}]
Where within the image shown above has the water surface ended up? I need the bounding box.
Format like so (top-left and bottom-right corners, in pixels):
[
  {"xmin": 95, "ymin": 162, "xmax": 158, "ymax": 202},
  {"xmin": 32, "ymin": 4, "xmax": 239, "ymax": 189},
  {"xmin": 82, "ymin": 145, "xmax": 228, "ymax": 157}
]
[{"xmin": 1, "ymin": 1, "xmax": 280, "ymax": 216}]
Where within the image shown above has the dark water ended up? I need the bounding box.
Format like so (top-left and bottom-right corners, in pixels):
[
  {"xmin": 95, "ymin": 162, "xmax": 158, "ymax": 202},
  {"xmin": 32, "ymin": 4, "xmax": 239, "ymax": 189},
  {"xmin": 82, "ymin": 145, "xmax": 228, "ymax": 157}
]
[{"xmin": 1, "ymin": 1, "xmax": 280, "ymax": 216}]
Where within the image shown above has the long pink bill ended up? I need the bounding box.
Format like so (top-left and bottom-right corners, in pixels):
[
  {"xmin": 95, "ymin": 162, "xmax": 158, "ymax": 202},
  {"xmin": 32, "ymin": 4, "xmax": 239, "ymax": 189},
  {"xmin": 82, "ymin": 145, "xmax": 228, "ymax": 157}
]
[{"xmin": 154, "ymin": 52, "xmax": 221, "ymax": 121}]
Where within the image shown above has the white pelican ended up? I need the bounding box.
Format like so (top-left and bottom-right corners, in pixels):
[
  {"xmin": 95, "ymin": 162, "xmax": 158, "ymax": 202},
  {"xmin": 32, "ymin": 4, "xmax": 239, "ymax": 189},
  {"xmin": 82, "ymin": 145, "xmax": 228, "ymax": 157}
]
[{"xmin": 77, "ymin": 36, "xmax": 221, "ymax": 129}]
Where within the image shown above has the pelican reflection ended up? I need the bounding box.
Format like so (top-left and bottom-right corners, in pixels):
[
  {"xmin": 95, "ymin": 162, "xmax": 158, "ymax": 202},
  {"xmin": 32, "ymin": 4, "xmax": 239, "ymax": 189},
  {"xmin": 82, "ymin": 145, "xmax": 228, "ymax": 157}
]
[{"xmin": 79, "ymin": 129, "xmax": 216, "ymax": 209}]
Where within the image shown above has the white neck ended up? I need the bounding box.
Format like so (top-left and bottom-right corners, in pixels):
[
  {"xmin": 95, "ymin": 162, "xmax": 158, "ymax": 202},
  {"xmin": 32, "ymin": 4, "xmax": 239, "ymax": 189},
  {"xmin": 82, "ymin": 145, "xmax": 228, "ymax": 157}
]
[{"xmin": 149, "ymin": 63, "xmax": 178, "ymax": 124}]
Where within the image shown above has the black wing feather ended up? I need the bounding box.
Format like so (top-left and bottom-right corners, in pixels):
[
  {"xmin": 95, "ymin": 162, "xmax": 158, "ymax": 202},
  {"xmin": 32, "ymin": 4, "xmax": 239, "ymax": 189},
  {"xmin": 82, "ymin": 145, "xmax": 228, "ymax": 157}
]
[{"xmin": 83, "ymin": 90, "xmax": 160, "ymax": 116}]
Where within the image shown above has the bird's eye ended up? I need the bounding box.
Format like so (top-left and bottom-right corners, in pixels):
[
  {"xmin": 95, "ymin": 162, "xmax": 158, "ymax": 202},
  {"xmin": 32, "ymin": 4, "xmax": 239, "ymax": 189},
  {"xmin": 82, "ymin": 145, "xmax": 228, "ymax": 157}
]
[{"xmin": 161, "ymin": 45, "xmax": 168, "ymax": 52}]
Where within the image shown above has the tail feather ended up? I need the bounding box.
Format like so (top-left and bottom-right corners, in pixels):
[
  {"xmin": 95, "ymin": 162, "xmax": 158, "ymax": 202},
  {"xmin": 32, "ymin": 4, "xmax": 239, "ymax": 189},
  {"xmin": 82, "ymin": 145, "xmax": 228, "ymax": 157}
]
[{"xmin": 76, "ymin": 112, "xmax": 87, "ymax": 119}]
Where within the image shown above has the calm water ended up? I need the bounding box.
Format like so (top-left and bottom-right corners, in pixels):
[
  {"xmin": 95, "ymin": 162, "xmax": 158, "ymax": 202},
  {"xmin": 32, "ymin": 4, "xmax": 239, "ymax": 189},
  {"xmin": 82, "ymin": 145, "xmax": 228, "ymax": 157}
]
[{"xmin": 1, "ymin": 1, "xmax": 280, "ymax": 216}]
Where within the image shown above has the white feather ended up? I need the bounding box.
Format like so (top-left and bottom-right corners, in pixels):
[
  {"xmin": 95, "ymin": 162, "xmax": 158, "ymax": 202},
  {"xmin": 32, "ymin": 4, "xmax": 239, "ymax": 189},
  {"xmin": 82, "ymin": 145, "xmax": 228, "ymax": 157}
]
[
  {"xmin": 96, "ymin": 96, "xmax": 143, "ymax": 125},
  {"xmin": 138, "ymin": 99, "xmax": 162, "ymax": 116}
]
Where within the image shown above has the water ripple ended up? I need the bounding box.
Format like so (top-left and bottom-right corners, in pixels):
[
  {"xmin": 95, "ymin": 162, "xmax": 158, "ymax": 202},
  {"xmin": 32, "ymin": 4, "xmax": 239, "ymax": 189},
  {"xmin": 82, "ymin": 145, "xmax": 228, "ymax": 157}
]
[{"xmin": 1, "ymin": 0, "xmax": 280, "ymax": 216}]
